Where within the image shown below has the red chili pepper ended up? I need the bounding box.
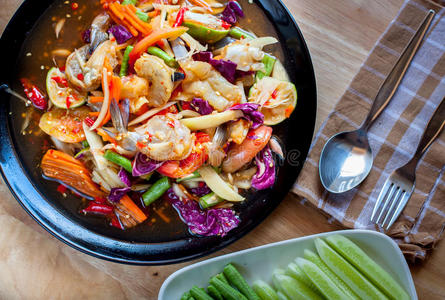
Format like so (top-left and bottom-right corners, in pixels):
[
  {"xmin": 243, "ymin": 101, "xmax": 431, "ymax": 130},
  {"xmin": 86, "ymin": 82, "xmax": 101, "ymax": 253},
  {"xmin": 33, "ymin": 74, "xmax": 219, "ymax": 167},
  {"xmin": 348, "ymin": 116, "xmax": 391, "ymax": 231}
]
[
  {"xmin": 111, "ymin": 215, "xmax": 124, "ymax": 229},
  {"xmin": 94, "ymin": 197, "xmax": 107, "ymax": 204},
  {"xmin": 66, "ymin": 96, "xmax": 72, "ymax": 109},
  {"xmin": 84, "ymin": 117, "xmax": 96, "ymax": 127},
  {"xmin": 71, "ymin": 2, "xmax": 78, "ymax": 10},
  {"xmin": 173, "ymin": 7, "xmax": 188, "ymax": 27},
  {"xmin": 57, "ymin": 184, "xmax": 67, "ymax": 194},
  {"xmin": 221, "ymin": 20, "xmax": 231, "ymax": 29},
  {"xmin": 77, "ymin": 73, "xmax": 84, "ymax": 81},
  {"xmin": 51, "ymin": 76, "xmax": 68, "ymax": 87},
  {"xmin": 20, "ymin": 78, "xmax": 47, "ymax": 110},
  {"xmin": 180, "ymin": 101, "xmax": 193, "ymax": 111},
  {"xmin": 195, "ymin": 132, "xmax": 211, "ymax": 144},
  {"xmin": 271, "ymin": 88, "xmax": 278, "ymax": 99},
  {"xmin": 81, "ymin": 202, "xmax": 113, "ymax": 215}
]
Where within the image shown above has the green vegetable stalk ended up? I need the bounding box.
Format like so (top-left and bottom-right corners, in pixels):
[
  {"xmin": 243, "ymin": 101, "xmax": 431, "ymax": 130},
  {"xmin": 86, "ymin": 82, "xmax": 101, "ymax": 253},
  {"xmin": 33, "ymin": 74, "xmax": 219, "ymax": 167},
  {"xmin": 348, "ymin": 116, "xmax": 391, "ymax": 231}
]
[
  {"xmin": 142, "ymin": 177, "xmax": 171, "ymax": 206},
  {"xmin": 147, "ymin": 46, "xmax": 179, "ymax": 68},
  {"xmin": 256, "ymin": 54, "xmax": 276, "ymax": 80},
  {"xmin": 229, "ymin": 27, "xmax": 255, "ymax": 40},
  {"xmin": 104, "ymin": 150, "xmax": 133, "ymax": 173},
  {"xmin": 199, "ymin": 192, "xmax": 223, "ymax": 209},
  {"xmin": 119, "ymin": 45, "xmax": 134, "ymax": 77}
]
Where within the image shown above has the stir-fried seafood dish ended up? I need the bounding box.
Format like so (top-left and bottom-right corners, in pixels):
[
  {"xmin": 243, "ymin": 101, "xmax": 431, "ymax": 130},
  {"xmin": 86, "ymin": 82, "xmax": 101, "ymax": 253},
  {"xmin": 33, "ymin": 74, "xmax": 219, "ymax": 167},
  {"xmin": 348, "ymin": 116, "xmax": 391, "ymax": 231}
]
[{"xmin": 15, "ymin": 0, "xmax": 297, "ymax": 236}]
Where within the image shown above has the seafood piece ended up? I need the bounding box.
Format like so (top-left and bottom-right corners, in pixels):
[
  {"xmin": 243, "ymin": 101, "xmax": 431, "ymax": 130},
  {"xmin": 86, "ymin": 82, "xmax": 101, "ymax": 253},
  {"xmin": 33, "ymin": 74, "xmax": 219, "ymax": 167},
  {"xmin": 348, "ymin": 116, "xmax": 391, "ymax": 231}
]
[
  {"xmin": 134, "ymin": 54, "xmax": 174, "ymax": 108},
  {"xmin": 135, "ymin": 114, "xmax": 194, "ymax": 161},
  {"xmin": 219, "ymin": 40, "xmax": 264, "ymax": 72},
  {"xmin": 89, "ymin": 13, "xmax": 110, "ymax": 52},
  {"xmin": 65, "ymin": 40, "xmax": 118, "ymax": 92},
  {"xmin": 178, "ymin": 60, "xmax": 243, "ymax": 111},
  {"xmin": 249, "ymin": 76, "xmax": 297, "ymax": 125},
  {"xmin": 227, "ymin": 118, "xmax": 250, "ymax": 144},
  {"xmin": 120, "ymin": 75, "xmax": 149, "ymax": 99}
]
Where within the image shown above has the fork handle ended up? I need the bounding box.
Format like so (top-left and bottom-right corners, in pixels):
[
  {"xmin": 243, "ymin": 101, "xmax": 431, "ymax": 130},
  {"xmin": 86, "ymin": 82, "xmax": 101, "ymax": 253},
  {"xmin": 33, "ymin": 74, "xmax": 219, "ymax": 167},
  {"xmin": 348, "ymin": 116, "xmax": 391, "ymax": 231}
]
[
  {"xmin": 411, "ymin": 97, "xmax": 445, "ymax": 164},
  {"xmin": 360, "ymin": 10, "xmax": 435, "ymax": 131}
]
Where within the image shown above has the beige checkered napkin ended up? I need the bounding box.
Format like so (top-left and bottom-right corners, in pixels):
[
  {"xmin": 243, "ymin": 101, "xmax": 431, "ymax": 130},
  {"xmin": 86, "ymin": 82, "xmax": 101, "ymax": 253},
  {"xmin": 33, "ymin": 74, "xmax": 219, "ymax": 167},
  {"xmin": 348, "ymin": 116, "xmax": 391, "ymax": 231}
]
[{"xmin": 293, "ymin": 0, "xmax": 445, "ymax": 262}]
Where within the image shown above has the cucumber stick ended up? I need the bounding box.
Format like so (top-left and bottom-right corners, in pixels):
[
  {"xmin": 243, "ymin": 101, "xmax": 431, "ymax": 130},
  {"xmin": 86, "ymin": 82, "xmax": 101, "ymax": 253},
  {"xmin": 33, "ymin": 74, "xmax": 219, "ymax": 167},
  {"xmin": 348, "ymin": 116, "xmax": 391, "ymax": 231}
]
[
  {"xmin": 210, "ymin": 277, "xmax": 248, "ymax": 300},
  {"xmin": 223, "ymin": 264, "xmax": 260, "ymax": 300},
  {"xmin": 252, "ymin": 280, "xmax": 279, "ymax": 300},
  {"xmin": 207, "ymin": 285, "xmax": 223, "ymax": 300},
  {"xmin": 285, "ymin": 262, "xmax": 318, "ymax": 293},
  {"xmin": 325, "ymin": 235, "xmax": 409, "ymax": 300},
  {"xmin": 296, "ymin": 258, "xmax": 349, "ymax": 300},
  {"xmin": 314, "ymin": 239, "xmax": 389, "ymax": 300},
  {"xmin": 273, "ymin": 273, "xmax": 323, "ymax": 300},
  {"xmin": 276, "ymin": 291, "xmax": 289, "ymax": 300},
  {"xmin": 189, "ymin": 286, "xmax": 213, "ymax": 300},
  {"xmin": 303, "ymin": 249, "xmax": 359, "ymax": 299}
]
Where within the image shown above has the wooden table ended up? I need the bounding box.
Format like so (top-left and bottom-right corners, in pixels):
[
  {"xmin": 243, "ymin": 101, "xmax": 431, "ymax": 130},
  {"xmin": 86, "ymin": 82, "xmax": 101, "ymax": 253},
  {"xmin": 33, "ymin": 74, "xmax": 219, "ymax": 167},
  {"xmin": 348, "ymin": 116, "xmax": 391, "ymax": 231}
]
[{"xmin": 1, "ymin": 0, "xmax": 444, "ymax": 299}]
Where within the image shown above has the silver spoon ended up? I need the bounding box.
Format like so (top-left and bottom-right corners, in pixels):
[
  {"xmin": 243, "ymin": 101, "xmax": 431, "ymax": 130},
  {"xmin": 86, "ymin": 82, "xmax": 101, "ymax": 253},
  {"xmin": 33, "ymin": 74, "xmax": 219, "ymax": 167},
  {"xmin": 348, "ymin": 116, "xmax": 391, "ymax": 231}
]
[{"xmin": 319, "ymin": 10, "xmax": 435, "ymax": 194}]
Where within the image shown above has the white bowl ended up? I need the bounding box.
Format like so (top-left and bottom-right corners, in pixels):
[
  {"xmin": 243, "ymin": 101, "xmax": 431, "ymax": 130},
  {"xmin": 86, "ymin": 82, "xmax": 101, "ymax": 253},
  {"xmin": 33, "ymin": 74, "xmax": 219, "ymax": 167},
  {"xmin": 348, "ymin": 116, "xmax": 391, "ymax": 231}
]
[{"xmin": 159, "ymin": 229, "xmax": 417, "ymax": 299}]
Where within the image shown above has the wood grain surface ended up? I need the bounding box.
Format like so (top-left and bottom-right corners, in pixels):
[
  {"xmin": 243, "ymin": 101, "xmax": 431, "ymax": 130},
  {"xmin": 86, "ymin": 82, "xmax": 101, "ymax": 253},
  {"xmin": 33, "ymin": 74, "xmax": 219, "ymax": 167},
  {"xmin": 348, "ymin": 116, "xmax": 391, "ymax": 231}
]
[{"xmin": 1, "ymin": 0, "xmax": 444, "ymax": 299}]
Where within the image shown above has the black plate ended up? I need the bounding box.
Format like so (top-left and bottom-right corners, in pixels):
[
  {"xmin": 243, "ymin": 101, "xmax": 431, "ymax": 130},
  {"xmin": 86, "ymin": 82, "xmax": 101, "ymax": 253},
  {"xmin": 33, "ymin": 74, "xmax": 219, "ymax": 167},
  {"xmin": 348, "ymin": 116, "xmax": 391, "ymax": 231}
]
[{"xmin": 0, "ymin": 0, "xmax": 316, "ymax": 264}]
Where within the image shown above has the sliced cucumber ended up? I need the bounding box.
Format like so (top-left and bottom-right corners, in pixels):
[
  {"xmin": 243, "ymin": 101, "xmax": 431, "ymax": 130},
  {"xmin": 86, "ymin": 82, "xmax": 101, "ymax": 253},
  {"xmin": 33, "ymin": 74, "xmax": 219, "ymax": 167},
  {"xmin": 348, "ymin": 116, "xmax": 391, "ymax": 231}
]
[
  {"xmin": 46, "ymin": 67, "xmax": 86, "ymax": 109},
  {"xmin": 325, "ymin": 235, "xmax": 409, "ymax": 300}
]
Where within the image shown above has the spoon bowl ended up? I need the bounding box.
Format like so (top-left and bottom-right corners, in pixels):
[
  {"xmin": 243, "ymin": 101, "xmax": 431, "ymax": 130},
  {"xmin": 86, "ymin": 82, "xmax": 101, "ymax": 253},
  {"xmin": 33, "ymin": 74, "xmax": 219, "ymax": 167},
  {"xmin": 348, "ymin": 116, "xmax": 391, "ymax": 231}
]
[{"xmin": 319, "ymin": 129, "xmax": 373, "ymax": 193}]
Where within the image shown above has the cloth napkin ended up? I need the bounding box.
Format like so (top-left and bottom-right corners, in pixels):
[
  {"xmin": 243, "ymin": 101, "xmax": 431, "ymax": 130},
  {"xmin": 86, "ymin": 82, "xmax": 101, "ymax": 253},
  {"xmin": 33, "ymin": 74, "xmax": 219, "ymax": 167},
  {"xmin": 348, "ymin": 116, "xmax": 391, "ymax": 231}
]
[{"xmin": 293, "ymin": 0, "xmax": 445, "ymax": 262}]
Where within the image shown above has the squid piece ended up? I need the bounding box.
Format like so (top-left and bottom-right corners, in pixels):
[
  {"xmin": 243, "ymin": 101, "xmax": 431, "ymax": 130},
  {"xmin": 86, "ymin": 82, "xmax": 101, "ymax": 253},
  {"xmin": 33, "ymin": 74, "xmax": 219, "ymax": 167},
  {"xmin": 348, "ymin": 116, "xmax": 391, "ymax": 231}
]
[{"xmin": 178, "ymin": 60, "xmax": 243, "ymax": 111}]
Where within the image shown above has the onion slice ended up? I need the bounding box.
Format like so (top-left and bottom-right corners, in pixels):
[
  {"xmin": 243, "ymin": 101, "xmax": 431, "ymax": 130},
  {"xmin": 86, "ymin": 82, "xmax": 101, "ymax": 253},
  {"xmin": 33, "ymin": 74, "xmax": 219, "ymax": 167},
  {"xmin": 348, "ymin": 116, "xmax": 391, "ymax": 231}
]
[
  {"xmin": 90, "ymin": 68, "xmax": 110, "ymax": 130},
  {"xmin": 180, "ymin": 110, "xmax": 243, "ymax": 131},
  {"xmin": 129, "ymin": 102, "xmax": 176, "ymax": 126},
  {"xmin": 198, "ymin": 165, "xmax": 244, "ymax": 202}
]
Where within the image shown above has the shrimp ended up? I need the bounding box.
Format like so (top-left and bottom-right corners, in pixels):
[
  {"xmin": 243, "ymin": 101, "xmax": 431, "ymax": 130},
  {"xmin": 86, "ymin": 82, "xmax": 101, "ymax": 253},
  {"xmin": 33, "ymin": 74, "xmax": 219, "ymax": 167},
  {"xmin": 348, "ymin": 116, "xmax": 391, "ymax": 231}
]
[
  {"xmin": 134, "ymin": 54, "xmax": 174, "ymax": 108},
  {"xmin": 135, "ymin": 114, "xmax": 194, "ymax": 161},
  {"xmin": 65, "ymin": 40, "xmax": 118, "ymax": 91},
  {"xmin": 177, "ymin": 60, "xmax": 243, "ymax": 111},
  {"xmin": 219, "ymin": 40, "xmax": 265, "ymax": 72},
  {"xmin": 120, "ymin": 75, "xmax": 149, "ymax": 99},
  {"xmin": 222, "ymin": 125, "xmax": 272, "ymax": 173}
]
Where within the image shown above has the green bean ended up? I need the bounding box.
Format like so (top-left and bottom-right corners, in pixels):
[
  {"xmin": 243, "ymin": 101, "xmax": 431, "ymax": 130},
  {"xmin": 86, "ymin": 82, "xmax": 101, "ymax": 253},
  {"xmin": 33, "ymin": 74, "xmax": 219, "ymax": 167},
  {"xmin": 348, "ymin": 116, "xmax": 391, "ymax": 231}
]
[
  {"xmin": 181, "ymin": 291, "xmax": 192, "ymax": 300},
  {"xmin": 121, "ymin": 0, "xmax": 137, "ymax": 5},
  {"xmin": 119, "ymin": 45, "xmax": 134, "ymax": 77},
  {"xmin": 142, "ymin": 177, "xmax": 171, "ymax": 206},
  {"xmin": 229, "ymin": 27, "xmax": 255, "ymax": 40},
  {"xmin": 104, "ymin": 150, "xmax": 132, "ymax": 173},
  {"xmin": 135, "ymin": 9, "xmax": 149, "ymax": 22},
  {"xmin": 208, "ymin": 285, "xmax": 223, "ymax": 300},
  {"xmin": 199, "ymin": 192, "xmax": 223, "ymax": 209},
  {"xmin": 147, "ymin": 46, "xmax": 179, "ymax": 68},
  {"xmin": 74, "ymin": 148, "xmax": 90, "ymax": 159},
  {"xmin": 210, "ymin": 277, "xmax": 248, "ymax": 300},
  {"xmin": 189, "ymin": 286, "xmax": 213, "ymax": 300},
  {"xmin": 176, "ymin": 171, "xmax": 200, "ymax": 182},
  {"xmin": 223, "ymin": 264, "xmax": 260, "ymax": 300},
  {"xmin": 215, "ymin": 273, "xmax": 229, "ymax": 285},
  {"xmin": 82, "ymin": 140, "xmax": 89, "ymax": 148},
  {"xmin": 256, "ymin": 54, "xmax": 276, "ymax": 80}
]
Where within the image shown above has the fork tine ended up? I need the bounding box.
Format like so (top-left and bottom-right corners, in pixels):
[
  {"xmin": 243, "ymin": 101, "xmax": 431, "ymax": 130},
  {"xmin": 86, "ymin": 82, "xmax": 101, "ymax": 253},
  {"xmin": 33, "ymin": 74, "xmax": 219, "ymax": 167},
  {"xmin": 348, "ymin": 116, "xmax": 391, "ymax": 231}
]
[
  {"xmin": 386, "ymin": 191, "xmax": 412, "ymax": 230},
  {"xmin": 382, "ymin": 188, "xmax": 404, "ymax": 229},
  {"xmin": 375, "ymin": 183, "xmax": 396, "ymax": 224},
  {"xmin": 371, "ymin": 180, "xmax": 392, "ymax": 222}
]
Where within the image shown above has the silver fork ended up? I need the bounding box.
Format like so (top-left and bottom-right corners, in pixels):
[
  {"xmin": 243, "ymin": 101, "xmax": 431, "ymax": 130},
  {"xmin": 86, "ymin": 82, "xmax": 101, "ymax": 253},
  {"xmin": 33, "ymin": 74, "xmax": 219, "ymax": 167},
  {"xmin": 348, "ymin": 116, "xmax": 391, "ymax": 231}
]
[{"xmin": 371, "ymin": 96, "xmax": 445, "ymax": 230}]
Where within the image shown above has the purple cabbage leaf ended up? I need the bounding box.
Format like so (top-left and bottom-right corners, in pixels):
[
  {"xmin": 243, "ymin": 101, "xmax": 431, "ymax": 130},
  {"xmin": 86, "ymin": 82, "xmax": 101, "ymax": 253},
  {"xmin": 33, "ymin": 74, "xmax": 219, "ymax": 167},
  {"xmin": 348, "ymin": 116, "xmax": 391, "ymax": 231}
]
[
  {"xmin": 230, "ymin": 103, "xmax": 264, "ymax": 129},
  {"xmin": 132, "ymin": 152, "xmax": 164, "ymax": 177},
  {"xmin": 252, "ymin": 146, "xmax": 275, "ymax": 190}
]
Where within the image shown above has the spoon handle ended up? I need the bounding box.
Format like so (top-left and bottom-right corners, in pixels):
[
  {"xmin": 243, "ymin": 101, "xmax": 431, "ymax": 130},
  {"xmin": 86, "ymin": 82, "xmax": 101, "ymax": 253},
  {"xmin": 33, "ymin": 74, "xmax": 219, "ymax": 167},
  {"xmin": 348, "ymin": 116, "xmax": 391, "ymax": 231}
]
[
  {"xmin": 410, "ymin": 97, "xmax": 445, "ymax": 166},
  {"xmin": 361, "ymin": 9, "xmax": 435, "ymax": 131}
]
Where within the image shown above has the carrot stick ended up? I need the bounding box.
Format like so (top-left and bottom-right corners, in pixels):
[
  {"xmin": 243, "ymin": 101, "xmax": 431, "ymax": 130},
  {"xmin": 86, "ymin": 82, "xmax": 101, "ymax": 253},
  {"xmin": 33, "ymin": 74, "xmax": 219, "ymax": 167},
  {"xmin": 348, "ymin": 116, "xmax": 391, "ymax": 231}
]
[
  {"xmin": 122, "ymin": 6, "xmax": 151, "ymax": 35},
  {"xmin": 189, "ymin": 0, "xmax": 213, "ymax": 12},
  {"xmin": 120, "ymin": 195, "xmax": 147, "ymax": 223},
  {"xmin": 41, "ymin": 150, "xmax": 104, "ymax": 198},
  {"xmin": 147, "ymin": 10, "xmax": 160, "ymax": 18},
  {"xmin": 89, "ymin": 96, "xmax": 104, "ymax": 103},
  {"xmin": 109, "ymin": 2, "xmax": 125, "ymax": 20},
  {"xmin": 89, "ymin": 111, "xmax": 100, "ymax": 117},
  {"xmin": 108, "ymin": 11, "xmax": 139, "ymax": 37}
]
